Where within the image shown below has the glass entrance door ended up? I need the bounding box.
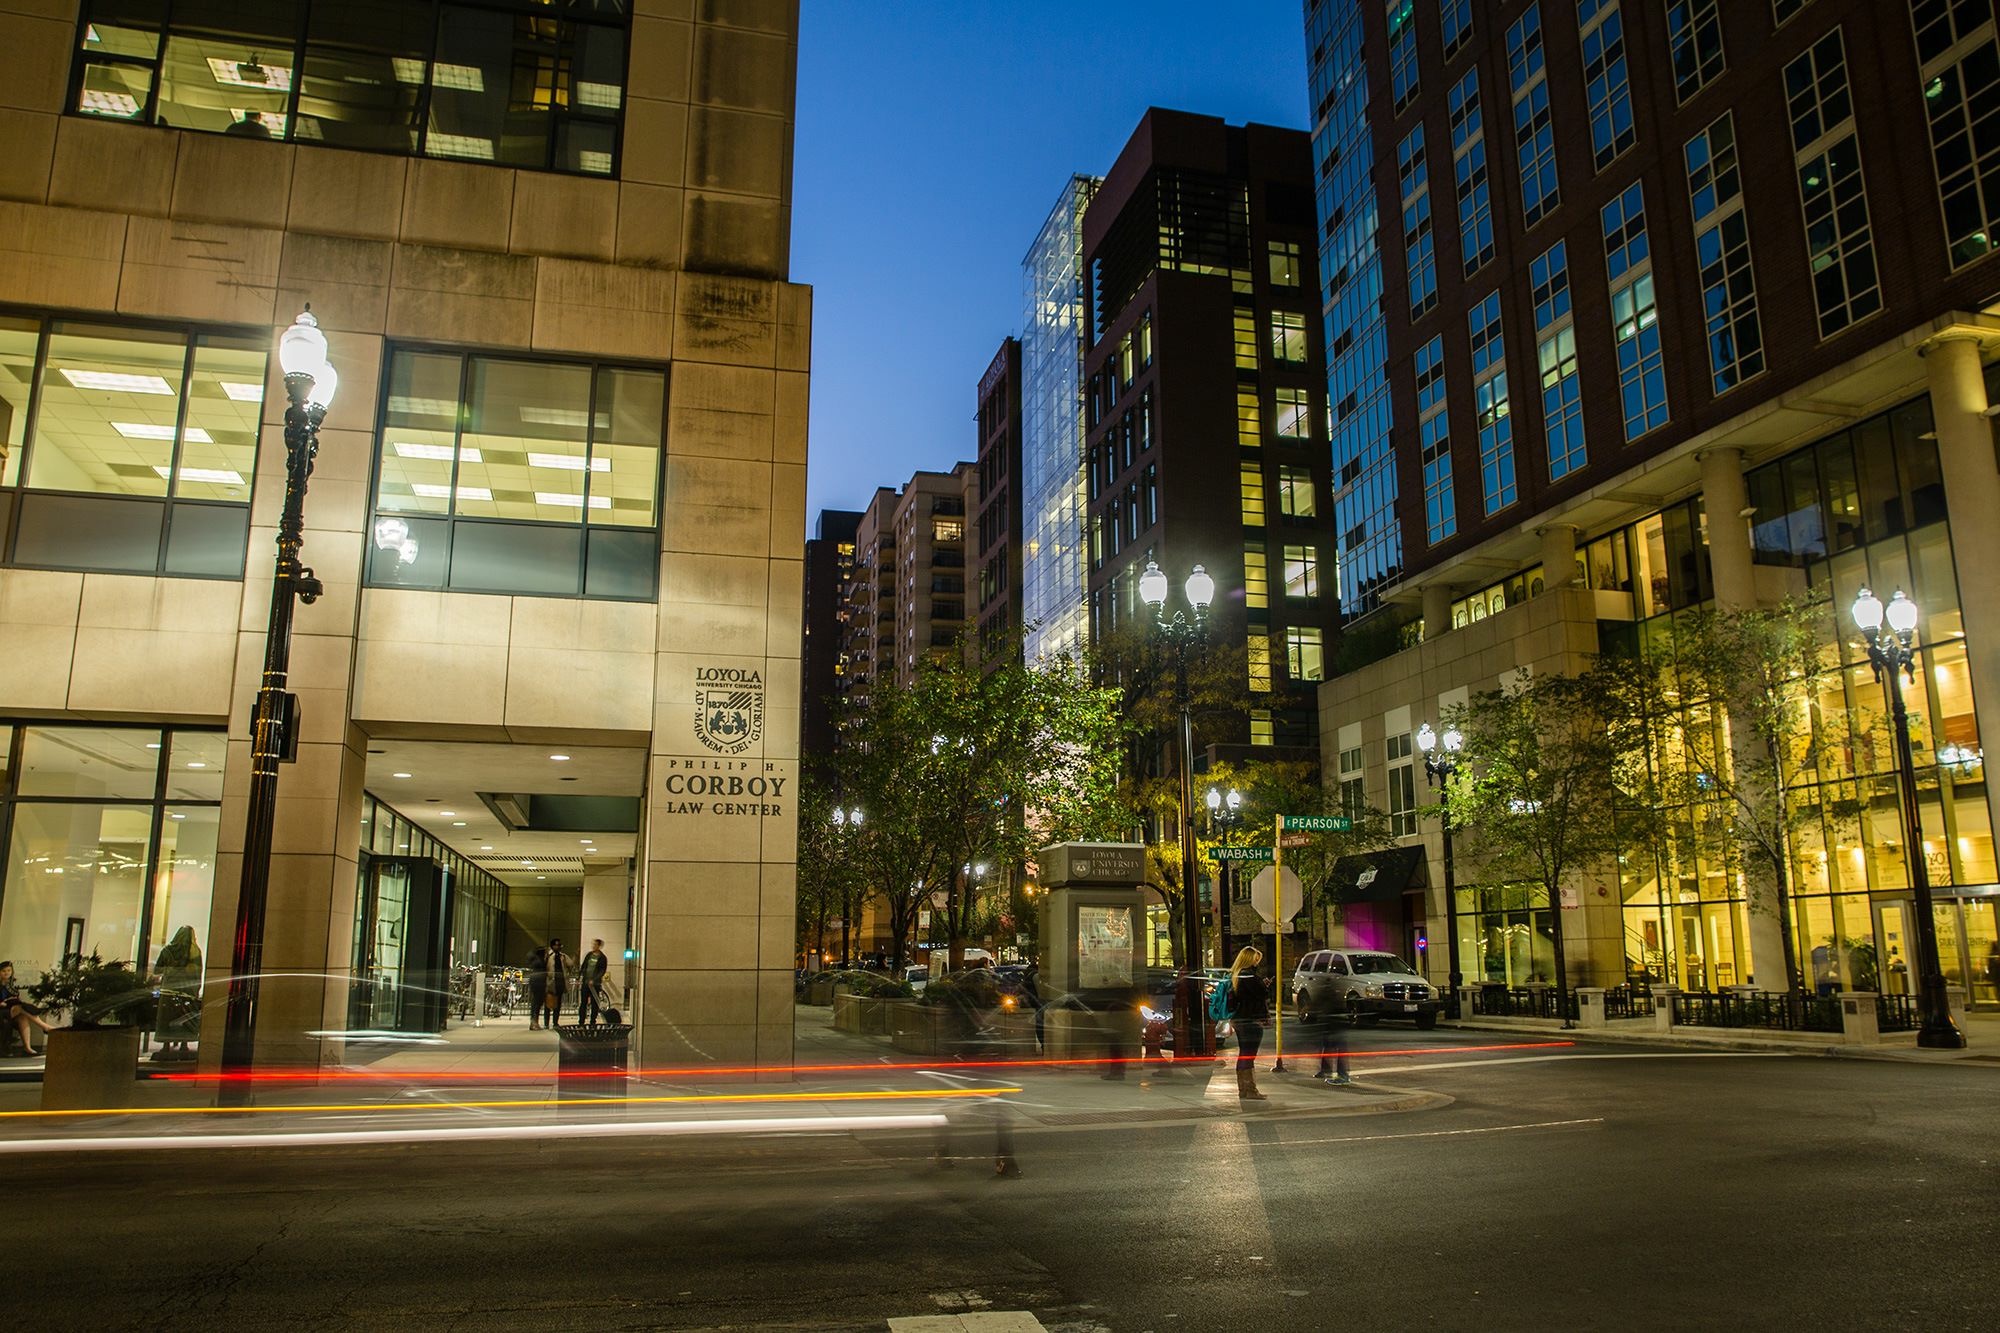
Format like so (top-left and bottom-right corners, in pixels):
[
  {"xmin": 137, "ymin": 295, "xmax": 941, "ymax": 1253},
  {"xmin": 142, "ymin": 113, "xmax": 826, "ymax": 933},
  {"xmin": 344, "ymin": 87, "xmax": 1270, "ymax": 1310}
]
[
  {"xmin": 1960, "ymin": 899, "xmax": 1998, "ymax": 1006},
  {"xmin": 1874, "ymin": 902, "xmax": 1913, "ymax": 996},
  {"xmin": 356, "ymin": 858, "xmax": 413, "ymax": 1029}
]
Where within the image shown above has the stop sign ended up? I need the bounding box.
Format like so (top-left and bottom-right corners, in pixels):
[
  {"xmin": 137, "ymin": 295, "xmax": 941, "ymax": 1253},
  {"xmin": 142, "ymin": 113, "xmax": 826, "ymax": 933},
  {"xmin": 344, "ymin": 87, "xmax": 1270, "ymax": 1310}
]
[{"xmin": 1249, "ymin": 865, "xmax": 1303, "ymax": 924}]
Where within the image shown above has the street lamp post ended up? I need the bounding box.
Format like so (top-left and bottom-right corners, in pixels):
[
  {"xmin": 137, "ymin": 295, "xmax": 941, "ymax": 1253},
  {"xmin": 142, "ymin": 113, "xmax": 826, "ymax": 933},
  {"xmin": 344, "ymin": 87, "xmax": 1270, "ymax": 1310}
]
[
  {"xmin": 830, "ymin": 806, "xmax": 862, "ymax": 965},
  {"xmin": 221, "ymin": 308, "xmax": 338, "ymax": 1080},
  {"xmin": 1205, "ymin": 785, "xmax": 1242, "ymax": 963},
  {"xmin": 1140, "ymin": 559, "xmax": 1215, "ymax": 1057},
  {"xmin": 1851, "ymin": 587, "xmax": 1966, "ymax": 1048},
  {"xmin": 1416, "ymin": 722, "xmax": 1465, "ymax": 1018}
]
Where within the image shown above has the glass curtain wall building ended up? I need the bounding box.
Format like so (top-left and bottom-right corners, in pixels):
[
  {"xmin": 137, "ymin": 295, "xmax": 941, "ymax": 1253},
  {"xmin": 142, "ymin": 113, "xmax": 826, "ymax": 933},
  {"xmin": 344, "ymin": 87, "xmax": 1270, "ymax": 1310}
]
[
  {"xmin": 1021, "ymin": 175, "xmax": 1099, "ymax": 665},
  {"xmin": 1306, "ymin": 0, "xmax": 1400, "ymax": 618}
]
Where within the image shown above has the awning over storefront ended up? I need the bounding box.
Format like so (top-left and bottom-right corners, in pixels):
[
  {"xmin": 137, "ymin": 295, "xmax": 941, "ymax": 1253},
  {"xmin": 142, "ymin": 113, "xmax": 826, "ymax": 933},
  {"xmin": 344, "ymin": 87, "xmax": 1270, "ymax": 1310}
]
[{"xmin": 1328, "ymin": 846, "xmax": 1428, "ymax": 904}]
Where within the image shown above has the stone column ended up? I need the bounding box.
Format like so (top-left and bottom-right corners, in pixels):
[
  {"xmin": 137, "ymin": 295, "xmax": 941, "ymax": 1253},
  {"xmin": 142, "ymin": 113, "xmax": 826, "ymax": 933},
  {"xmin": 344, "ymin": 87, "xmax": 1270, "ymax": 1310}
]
[
  {"xmin": 1697, "ymin": 445, "xmax": 1788, "ymax": 993},
  {"xmin": 1698, "ymin": 447, "xmax": 1756, "ymax": 611},
  {"xmin": 1537, "ymin": 524, "xmax": 1579, "ymax": 592},
  {"xmin": 1923, "ymin": 333, "xmax": 2000, "ymax": 856},
  {"xmin": 581, "ymin": 858, "xmax": 630, "ymax": 1004},
  {"xmin": 1421, "ymin": 583, "xmax": 1453, "ymax": 640}
]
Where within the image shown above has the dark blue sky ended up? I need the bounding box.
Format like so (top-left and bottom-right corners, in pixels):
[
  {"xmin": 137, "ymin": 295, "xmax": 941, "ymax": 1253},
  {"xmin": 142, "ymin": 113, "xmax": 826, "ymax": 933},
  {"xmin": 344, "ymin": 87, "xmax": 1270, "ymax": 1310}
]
[{"xmin": 793, "ymin": 2, "xmax": 1311, "ymax": 520}]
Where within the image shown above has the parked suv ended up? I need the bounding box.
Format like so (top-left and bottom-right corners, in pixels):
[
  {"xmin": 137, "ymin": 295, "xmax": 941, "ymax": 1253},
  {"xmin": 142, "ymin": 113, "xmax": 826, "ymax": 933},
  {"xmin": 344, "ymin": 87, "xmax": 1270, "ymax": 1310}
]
[{"xmin": 1291, "ymin": 949, "xmax": 1441, "ymax": 1029}]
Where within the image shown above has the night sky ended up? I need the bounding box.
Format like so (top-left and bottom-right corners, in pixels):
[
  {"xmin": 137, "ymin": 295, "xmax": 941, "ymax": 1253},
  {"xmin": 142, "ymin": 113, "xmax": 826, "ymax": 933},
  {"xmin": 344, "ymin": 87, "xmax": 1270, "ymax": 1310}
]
[{"xmin": 792, "ymin": 1, "xmax": 1311, "ymax": 520}]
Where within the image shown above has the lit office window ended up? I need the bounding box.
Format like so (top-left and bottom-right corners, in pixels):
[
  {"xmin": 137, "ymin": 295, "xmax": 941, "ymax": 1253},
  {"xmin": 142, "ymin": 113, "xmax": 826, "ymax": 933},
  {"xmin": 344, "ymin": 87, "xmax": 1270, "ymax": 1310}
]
[
  {"xmin": 1237, "ymin": 389, "xmax": 1262, "ymax": 448},
  {"xmin": 1577, "ymin": 0, "xmax": 1637, "ymax": 169},
  {"xmin": 1532, "ymin": 242, "xmax": 1587, "ymax": 480},
  {"xmin": 1449, "ymin": 68, "xmax": 1495, "ymax": 274},
  {"xmin": 370, "ymin": 348, "xmax": 664, "ymax": 599},
  {"xmin": 1508, "ymin": 4, "xmax": 1560, "ymax": 228},
  {"xmin": 1270, "ymin": 311, "xmax": 1310, "ymax": 365},
  {"xmin": 1233, "ymin": 310, "xmax": 1259, "ymax": 371},
  {"xmin": 1785, "ymin": 30, "xmax": 1882, "ymax": 335},
  {"xmin": 1278, "ymin": 465, "xmax": 1317, "ymax": 519},
  {"xmin": 1387, "ymin": 732, "xmax": 1417, "ymax": 836},
  {"xmin": 1285, "ymin": 626, "xmax": 1325, "ymax": 683},
  {"xmin": 1244, "ymin": 541, "xmax": 1269, "ymax": 610},
  {"xmin": 1399, "ymin": 124, "xmax": 1439, "ymax": 318},
  {"xmin": 1909, "ymin": 4, "xmax": 2000, "ymax": 267},
  {"xmin": 1268, "ymin": 241, "xmax": 1303, "ymax": 287},
  {"xmin": 1666, "ymin": 0, "xmax": 1725, "ymax": 103},
  {"xmin": 1416, "ymin": 335, "xmax": 1455, "ymax": 544},
  {"xmin": 2, "ymin": 316, "xmax": 264, "ymax": 578},
  {"xmin": 1241, "ymin": 460, "xmax": 1266, "ymax": 526},
  {"xmin": 1275, "ymin": 388, "xmax": 1314, "ymax": 440},
  {"xmin": 1686, "ymin": 114, "xmax": 1765, "ymax": 393},
  {"xmin": 1603, "ymin": 182, "xmax": 1669, "ymax": 439},
  {"xmin": 1283, "ymin": 545, "xmax": 1319, "ymax": 599},
  {"xmin": 1250, "ymin": 709, "xmax": 1275, "ymax": 747},
  {"xmin": 1468, "ymin": 292, "xmax": 1516, "ymax": 514},
  {"xmin": 0, "ymin": 724, "xmax": 225, "ymax": 985},
  {"xmin": 1247, "ymin": 633, "xmax": 1273, "ymax": 693},
  {"xmin": 69, "ymin": 1, "xmax": 629, "ymax": 176}
]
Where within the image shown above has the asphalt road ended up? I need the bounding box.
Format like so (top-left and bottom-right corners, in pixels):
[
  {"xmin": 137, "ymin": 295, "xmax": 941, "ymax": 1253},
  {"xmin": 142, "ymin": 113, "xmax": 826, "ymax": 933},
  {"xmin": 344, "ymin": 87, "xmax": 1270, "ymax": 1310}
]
[{"xmin": 11, "ymin": 1032, "xmax": 1997, "ymax": 1332}]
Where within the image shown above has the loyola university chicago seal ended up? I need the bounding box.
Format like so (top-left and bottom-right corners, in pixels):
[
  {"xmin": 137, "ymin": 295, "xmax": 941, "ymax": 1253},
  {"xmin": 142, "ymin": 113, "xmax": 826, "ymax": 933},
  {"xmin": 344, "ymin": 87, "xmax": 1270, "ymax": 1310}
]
[{"xmin": 693, "ymin": 665, "xmax": 764, "ymax": 755}]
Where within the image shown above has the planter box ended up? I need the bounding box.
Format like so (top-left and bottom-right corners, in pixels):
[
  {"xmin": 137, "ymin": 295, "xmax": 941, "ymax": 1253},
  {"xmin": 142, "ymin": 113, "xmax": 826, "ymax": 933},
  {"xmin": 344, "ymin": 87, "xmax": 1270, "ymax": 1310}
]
[
  {"xmin": 889, "ymin": 1000, "xmax": 987, "ymax": 1054},
  {"xmin": 806, "ymin": 979, "xmax": 836, "ymax": 1006},
  {"xmin": 833, "ymin": 991, "xmax": 863, "ymax": 1032},
  {"xmin": 41, "ymin": 1026, "xmax": 141, "ymax": 1111}
]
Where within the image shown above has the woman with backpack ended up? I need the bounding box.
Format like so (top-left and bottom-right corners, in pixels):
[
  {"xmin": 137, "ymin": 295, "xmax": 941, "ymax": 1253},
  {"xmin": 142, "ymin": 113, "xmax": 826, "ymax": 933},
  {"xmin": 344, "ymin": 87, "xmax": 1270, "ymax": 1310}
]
[{"xmin": 1227, "ymin": 945, "xmax": 1269, "ymax": 1102}]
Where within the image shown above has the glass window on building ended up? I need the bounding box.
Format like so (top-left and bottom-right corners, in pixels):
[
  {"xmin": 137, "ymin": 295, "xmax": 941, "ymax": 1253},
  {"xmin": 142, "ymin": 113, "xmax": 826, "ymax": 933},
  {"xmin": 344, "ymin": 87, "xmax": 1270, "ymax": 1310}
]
[
  {"xmin": 1244, "ymin": 541, "xmax": 1268, "ymax": 609},
  {"xmin": 1277, "ymin": 465, "xmax": 1316, "ymax": 519},
  {"xmin": 1269, "ymin": 311, "xmax": 1309, "ymax": 365},
  {"xmin": 1286, "ymin": 625, "xmax": 1325, "ymax": 683},
  {"xmin": 1274, "ymin": 387, "xmax": 1313, "ymax": 440},
  {"xmin": 1232, "ymin": 310, "xmax": 1259, "ymax": 371},
  {"xmin": 69, "ymin": 1, "xmax": 630, "ymax": 177},
  {"xmin": 2, "ymin": 315, "xmax": 265, "ymax": 578},
  {"xmin": 1268, "ymin": 241, "xmax": 1303, "ymax": 288},
  {"xmin": 1283, "ymin": 544, "xmax": 1319, "ymax": 599},
  {"xmin": 0, "ymin": 725, "xmax": 226, "ymax": 1019},
  {"xmin": 370, "ymin": 348, "xmax": 664, "ymax": 600},
  {"xmin": 1240, "ymin": 460, "xmax": 1265, "ymax": 526}
]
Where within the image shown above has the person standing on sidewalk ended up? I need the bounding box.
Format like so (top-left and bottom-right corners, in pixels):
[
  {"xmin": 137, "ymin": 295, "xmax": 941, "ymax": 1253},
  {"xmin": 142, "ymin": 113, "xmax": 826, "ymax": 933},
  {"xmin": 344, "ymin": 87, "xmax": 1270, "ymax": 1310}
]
[
  {"xmin": 1229, "ymin": 946, "xmax": 1269, "ymax": 1102},
  {"xmin": 544, "ymin": 939, "xmax": 572, "ymax": 1028},
  {"xmin": 577, "ymin": 939, "xmax": 609, "ymax": 1025},
  {"xmin": 526, "ymin": 945, "xmax": 549, "ymax": 1031},
  {"xmin": 1308, "ymin": 996, "xmax": 1352, "ymax": 1086}
]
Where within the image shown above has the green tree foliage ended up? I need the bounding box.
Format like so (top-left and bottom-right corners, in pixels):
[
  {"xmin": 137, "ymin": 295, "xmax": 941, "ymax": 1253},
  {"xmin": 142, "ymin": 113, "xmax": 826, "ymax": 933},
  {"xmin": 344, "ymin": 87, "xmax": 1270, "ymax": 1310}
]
[
  {"xmin": 840, "ymin": 648, "xmax": 1128, "ymax": 969},
  {"xmin": 1445, "ymin": 663, "xmax": 1659, "ymax": 1017},
  {"xmin": 1645, "ymin": 596, "xmax": 1840, "ymax": 999}
]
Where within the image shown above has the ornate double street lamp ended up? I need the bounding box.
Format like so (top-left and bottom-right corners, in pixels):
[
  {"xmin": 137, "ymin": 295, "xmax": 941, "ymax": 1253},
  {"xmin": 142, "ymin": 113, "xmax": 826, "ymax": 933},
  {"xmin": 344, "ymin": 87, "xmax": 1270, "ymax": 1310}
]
[
  {"xmin": 222, "ymin": 308, "xmax": 338, "ymax": 1079},
  {"xmin": 1205, "ymin": 785, "xmax": 1242, "ymax": 959},
  {"xmin": 1851, "ymin": 587, "xmax": 1966, "ymax": 1049},
  {"xmin": 1140, "ymin": 559, "xmax": 1215, "ymax": 1057},
  {"xmin": 1416, "ymin": 721, "xmax": 1465, "ymax": 1018}
]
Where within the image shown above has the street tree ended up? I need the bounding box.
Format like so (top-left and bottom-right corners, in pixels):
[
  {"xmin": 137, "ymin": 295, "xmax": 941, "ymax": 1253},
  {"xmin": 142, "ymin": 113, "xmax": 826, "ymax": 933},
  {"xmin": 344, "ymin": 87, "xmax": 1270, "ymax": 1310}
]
[
  {"xmin": 842, "ymin": 646, "xmax": 1127, "ymax": 970},
  {"xmin": 1648, "ymin": 596, "xmax": 1838, "ymax": 1004},
  {"xmin": 1445, "ymin": 662, "xmax": 1659, "ymax": 1023}
]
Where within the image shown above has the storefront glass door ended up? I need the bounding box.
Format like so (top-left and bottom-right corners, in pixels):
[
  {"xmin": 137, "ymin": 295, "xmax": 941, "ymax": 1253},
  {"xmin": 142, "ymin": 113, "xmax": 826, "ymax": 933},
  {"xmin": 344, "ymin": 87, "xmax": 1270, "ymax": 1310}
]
[{"xmin": 1964, "ymin": 900, "xmax": 1999, "ymax": 1005}]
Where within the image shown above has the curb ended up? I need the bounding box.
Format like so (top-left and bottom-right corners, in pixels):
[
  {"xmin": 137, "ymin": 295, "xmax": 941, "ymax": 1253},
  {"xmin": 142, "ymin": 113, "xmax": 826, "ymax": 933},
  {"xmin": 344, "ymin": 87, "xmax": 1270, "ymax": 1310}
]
[{"xmin": 1436, "ymin": 1018, "xmax": 1991, "ymax": 1063}]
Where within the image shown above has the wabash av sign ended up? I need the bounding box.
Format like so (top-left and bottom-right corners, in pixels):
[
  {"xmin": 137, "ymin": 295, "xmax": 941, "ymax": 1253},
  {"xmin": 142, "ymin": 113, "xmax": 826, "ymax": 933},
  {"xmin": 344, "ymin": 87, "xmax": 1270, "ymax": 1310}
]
[{"xmin": 694, "ymin": 665, "xmax": 763, "ymax": 755}]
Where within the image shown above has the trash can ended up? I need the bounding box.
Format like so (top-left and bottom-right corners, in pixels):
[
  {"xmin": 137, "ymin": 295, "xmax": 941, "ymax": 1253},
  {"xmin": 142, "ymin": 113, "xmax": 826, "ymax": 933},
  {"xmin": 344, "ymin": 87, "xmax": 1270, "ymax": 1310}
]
[{"xmin": 555, "ymin": 1023, "xmax": 631, "ymax": 1101}]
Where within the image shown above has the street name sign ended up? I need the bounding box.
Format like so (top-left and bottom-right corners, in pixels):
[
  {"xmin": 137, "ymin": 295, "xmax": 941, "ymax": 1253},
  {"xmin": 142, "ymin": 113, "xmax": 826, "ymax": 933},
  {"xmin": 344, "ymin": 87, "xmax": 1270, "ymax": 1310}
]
[
  {"xmin": 1209, "ymin": 846, "xmax": 1274, "ymax": 861},
  {"xmin": 1278, "ymin": 832, "xmax": 1313, "ymax": 848},
  {"xmin": 1280, "ymin": 814, "xmax": 1353, "ymax": 832}
]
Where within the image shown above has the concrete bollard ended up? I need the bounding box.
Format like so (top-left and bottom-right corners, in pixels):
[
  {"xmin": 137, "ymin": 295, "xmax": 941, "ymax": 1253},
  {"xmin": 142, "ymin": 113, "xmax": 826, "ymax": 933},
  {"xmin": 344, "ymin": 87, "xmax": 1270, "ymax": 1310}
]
[
  {"xmin": 1840, "ymin": 991, "xmax": 1880, "ymax": 1045},
  {"xmin": 1652, "ymin": 986, "xmax": 1678, "ymax": 1033},
  {"xmin": 1576, "ymin": 987, "xmax": 1608, "ymax": 1029}
]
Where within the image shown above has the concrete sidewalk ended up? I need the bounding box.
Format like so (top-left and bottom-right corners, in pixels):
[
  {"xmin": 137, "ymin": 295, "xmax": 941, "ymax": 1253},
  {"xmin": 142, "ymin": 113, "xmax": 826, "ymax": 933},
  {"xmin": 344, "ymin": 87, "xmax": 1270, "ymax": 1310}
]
[{"xmin": 1435, "ymin": 1006, "xmax": 2000, "ymax": 1062}]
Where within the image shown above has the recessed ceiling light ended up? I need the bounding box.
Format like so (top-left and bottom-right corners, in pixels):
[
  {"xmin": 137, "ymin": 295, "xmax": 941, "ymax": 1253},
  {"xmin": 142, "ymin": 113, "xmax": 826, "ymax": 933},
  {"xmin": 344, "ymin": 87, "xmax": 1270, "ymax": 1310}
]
[
  {"xmin": 169, "ymin": 813, "xmax": 186, "ymax": 820},
  {"xmin": 580, "ymin": 839, "xmax": 593, "ymax": 845},
  {"xmin": 537, "ymin": 875, "xmax": 546, "ymax": 880},
  {"xmin": 439, "ymin": 811, "xmax": 455, "ymax": 818},
  {"xmin": 393, "ymin": 772, "xmax": 412, "ymax": 778},
  {"xmin": 125, "ymin": 423, "xmax": 214, "ymax": 443},
  {"xmin": 219, "ymin": 380, "xmax": 264, "ymax": 402},
  {"xmin": 549, "ymin": 754, "xmax": 571, "ymax": 761},
  {"xmin": 145, "ymin": 743, "xmax": 162, "ymax": 749},
  {"xmin": 186, "ymin": 761, "xmax": 206, "ymax": 769},
  {"xmin": 481, "ymin": 845, "xmax": 494, "ymax": 851},
  {"xmin": 452, "ymin": 821, "xmax": 466, "ymax": 827},
  {"xmin": 61, "ymin": 369, "xmax": 173, "ymax": 394}
]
